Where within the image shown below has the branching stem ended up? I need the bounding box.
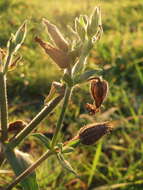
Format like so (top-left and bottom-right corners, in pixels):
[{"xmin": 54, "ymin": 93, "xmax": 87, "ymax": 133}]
[{"xmin": 9, "ymin": 95, "xmax": 63, "ymax": 149}]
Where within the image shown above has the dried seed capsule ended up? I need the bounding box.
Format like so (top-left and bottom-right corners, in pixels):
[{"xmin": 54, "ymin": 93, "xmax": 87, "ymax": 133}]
[
  {"xmin": 79, "ymin": 122, "xmax": 112, "ymax": 145},
  {"xmin": 43, "ymin": 18, "xmax": 69, "ymax": 52},
  {"xmin": 90, "ymin": 77, "xmax": 108, "ymax": 109},
  {"xmin": 35, "ymin": 36, "xmax": 69, "ymax": 69},
  {"xmin": 8, "ymin": 120, "xmax": 27, "ymax": 134}
]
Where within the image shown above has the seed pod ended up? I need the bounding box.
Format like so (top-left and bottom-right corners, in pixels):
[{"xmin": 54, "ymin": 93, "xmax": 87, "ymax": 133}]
[
  {"xmin": 43, "ymin": 18, "xmax": 69, "ymax": 52},
  {"xmin": 90, "ymin": 77, "xmax": 108, "ymax": 109},
  {"xmin": 8, "ymin": 120, "xmax": 27, "ymax": 134},
  {"xmin": 35, "ymin": 36, "xmax": 69, "ymax": 69},
  {"xmin": 79, "ymin": 122, "xmax": 113, "ymax": 145}
]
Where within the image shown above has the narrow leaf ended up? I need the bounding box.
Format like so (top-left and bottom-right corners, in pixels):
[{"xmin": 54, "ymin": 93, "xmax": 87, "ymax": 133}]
[
  {"xmin": 56, "ymin": 153, "xmax": 78, "ymax": 176},
  {"xmin": 74, "ymin": 69, "xmax": 101, "ymax": 84},
  {"xmin": 31, "ymin": 133, "xmax": 51, "ymax": 149}
]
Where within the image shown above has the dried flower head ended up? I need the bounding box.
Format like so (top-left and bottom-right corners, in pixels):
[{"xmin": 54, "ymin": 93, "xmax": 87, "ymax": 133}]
[
  {"xmin": 90, "ymin": 77, "xmax": 108, "ymax": 109},
  {"xmin": 78, "ymin": 122, "xmax": 113, "ymax": 145},
  {"xmin": 35, "ymin": 36, "xmax": 69, "ymax": 69},
  {"xmin": 43, "ymin": 18, "xmax": 69, "ymax": 52}
]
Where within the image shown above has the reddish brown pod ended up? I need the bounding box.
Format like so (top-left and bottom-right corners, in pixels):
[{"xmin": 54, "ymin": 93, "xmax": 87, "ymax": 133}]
[
  {"xmin": 90, "ymin": 77, "xmax": 108, "ymax": 108},
  {"xmin": 79, "ymin": 122, "xmax": 113, "ymax": 145}
]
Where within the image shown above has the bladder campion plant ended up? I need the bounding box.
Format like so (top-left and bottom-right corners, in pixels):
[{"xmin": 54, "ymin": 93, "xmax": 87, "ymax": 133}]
[{"xmin": 0, "ymin": 7, "xmax": 113, "ymax": 190}]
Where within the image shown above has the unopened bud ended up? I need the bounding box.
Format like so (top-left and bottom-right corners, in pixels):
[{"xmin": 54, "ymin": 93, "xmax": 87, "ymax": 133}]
[
  {"xmin": 35, "ymin": 36, "xmax": 69, "ymax": 69},
  {"xmin": 45, "ymin": 81, "xmax": 65, "ymax": 104},
  {"xmin": 79, "ymin": 122, "xmax": 113, "ymax": 145},
  {"xmin": 87, "ymin": 7, "xmax": 100, "ymax": 37},
  {"xmin": 7, "ymin": 21, "xmax": 27, "ymax": 54},
  {"xmin": 90, "ymin": 77, "xmax": 108, "ymax": 109},
  {"xmin": 75, "ymin": 17, "xmax": 85, "ymax": 40},
  {"xmin": 15, "ymin": 20, "xmax": 27, "ymax": 45},
  {"xmin": 43, "ymin": 18, "xmax": 69, "ymax": 52}
]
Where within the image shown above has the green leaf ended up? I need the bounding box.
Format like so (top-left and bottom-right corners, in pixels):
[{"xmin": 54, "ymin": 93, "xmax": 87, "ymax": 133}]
[
  {"xmin": 74, "ymin": 69, "xmax": 101, "ymax": 84},
  {"xmin": 56, "ymin": 152, "xmax": 78, "ymax": 176},
  {"xmin": 31, "ymin": 133, "xmax": 51, "ymax": 149},
  {"xmin": 5, "ymin": 148, "xmax": 39, "ymax": 190},
  {"xmin": 62, "ymin": 147, "xmax": 74, "ymax": 154}
]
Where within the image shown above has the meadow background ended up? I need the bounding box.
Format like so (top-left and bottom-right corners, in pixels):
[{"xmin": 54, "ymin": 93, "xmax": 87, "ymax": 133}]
[{"xmin": 0, "ymin": 0, "xmax": 143, "ymax": 189}]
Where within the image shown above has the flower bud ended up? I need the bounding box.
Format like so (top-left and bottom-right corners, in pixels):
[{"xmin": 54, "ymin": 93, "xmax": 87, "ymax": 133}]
[
  {"xmin": 79, "ymin": 122, "xmax": 113, "ymax": 145},
  {"xmin": 15, "ymin": 20, "xmax": 27, "ymax": 46},
  {"xmin": 87, "ymin": 7, "xmax": 101, "ymax": 37},
  {"xmin": 7, "ymin": 21, "xmax": 27, "ymax": 54},
  {"xmin": 35, "ymin": 36, "xmax": 69, "ymax": 69},
  {"xmin": 44, "ymin": 81, "xmax": 65, "ymax": 104},
  {"xmin": 90, "ymin": 77, "xmax": 108, "ymax": 109},
  {"xmin": 43, "ymin": 18, "xmax": 69, "ymax": 52}
]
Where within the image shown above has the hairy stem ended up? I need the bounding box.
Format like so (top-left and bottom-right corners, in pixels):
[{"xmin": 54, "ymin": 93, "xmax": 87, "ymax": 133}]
[
  {"xmin": 5, "ymin": 150, "xmax": 53, "ymax": 190},
  {"xmin": 3, "ymin": 52, "xmax": 13, "ymax": 74},
  {"xmin": 0, "ymin": 72, "xmax": 8, "ymax": 141},
  {"xmin": 9, "ymin": 95, "xmax": 63, "ymax": 149},
  {"xmin": 51, "ymin": 86, "xmax": 72, "ymax": 147}
]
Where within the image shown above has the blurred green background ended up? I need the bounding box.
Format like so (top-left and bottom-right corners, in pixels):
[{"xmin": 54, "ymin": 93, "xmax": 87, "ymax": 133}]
[{"xmin": 0, "ymin": 0, "xmax": 143, "ymax": 189}]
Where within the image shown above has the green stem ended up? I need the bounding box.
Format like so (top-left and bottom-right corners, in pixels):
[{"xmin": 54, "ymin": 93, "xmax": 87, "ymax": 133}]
[
  {"xmin": 3, "ymin": 52, "xmax": 13, "ymax": 74},
  {"xmin": 5, "ymin": 149, "xmax": 53, "ymax": 190},
  {"xmin": 0, "ymin": 72, "xmax": 8, "ymax": 141},
  {"xmin": 51, "ymin": 86, "xmax": 72, "ymax": 148},
  {"xmin": 9, "ymin": 95, "xmax": 63, "ymax": 149},
  {"xmin": 0, "ymin": 142, "xmax": 5, "ymax": 167}
]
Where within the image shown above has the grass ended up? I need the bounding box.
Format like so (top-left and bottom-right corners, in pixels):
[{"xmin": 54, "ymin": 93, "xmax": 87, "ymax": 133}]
[{"xmin": 0, "ymin": 0, "xmax": 143, "ymax": 189}]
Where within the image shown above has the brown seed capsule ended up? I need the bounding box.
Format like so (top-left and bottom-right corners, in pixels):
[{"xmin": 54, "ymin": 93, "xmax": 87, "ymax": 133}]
[
  {"xmin": 35, "ymin": 36, "xmax": 69, "ymax": 69},
  {"xmin": 8, "ymin": 120, "xmax": 27, "ymax": 134},
  {"xmin": 43, "ymin": 18, "xmax": 69, "ymax": 52},
  {"xmin": 79, "ymin": 122, "xmax": 113, "ymax": 145},
  {"xmin": 90, "ymin": 77, "xmax": 108, "ymax": 109}
]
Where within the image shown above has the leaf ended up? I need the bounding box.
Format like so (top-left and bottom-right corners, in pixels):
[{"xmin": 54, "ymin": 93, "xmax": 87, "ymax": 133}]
[
  {"xmin": 31, "ymin": 133, "xmax": 51, "ymax": 149},
  {"xmin": 56, "ymin": 153, "xmax": 78, "ymax": 176},
  {"xmin": 62, "ymin": 147, "xmax": 74, "ymax": 154},
  {"xmin": 5, "ymin": 148, "xmax": 39, "ymax": 190},
  {"xmin": 74, "ymin": 69, "xmax": 102, "ymax": 84}
]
